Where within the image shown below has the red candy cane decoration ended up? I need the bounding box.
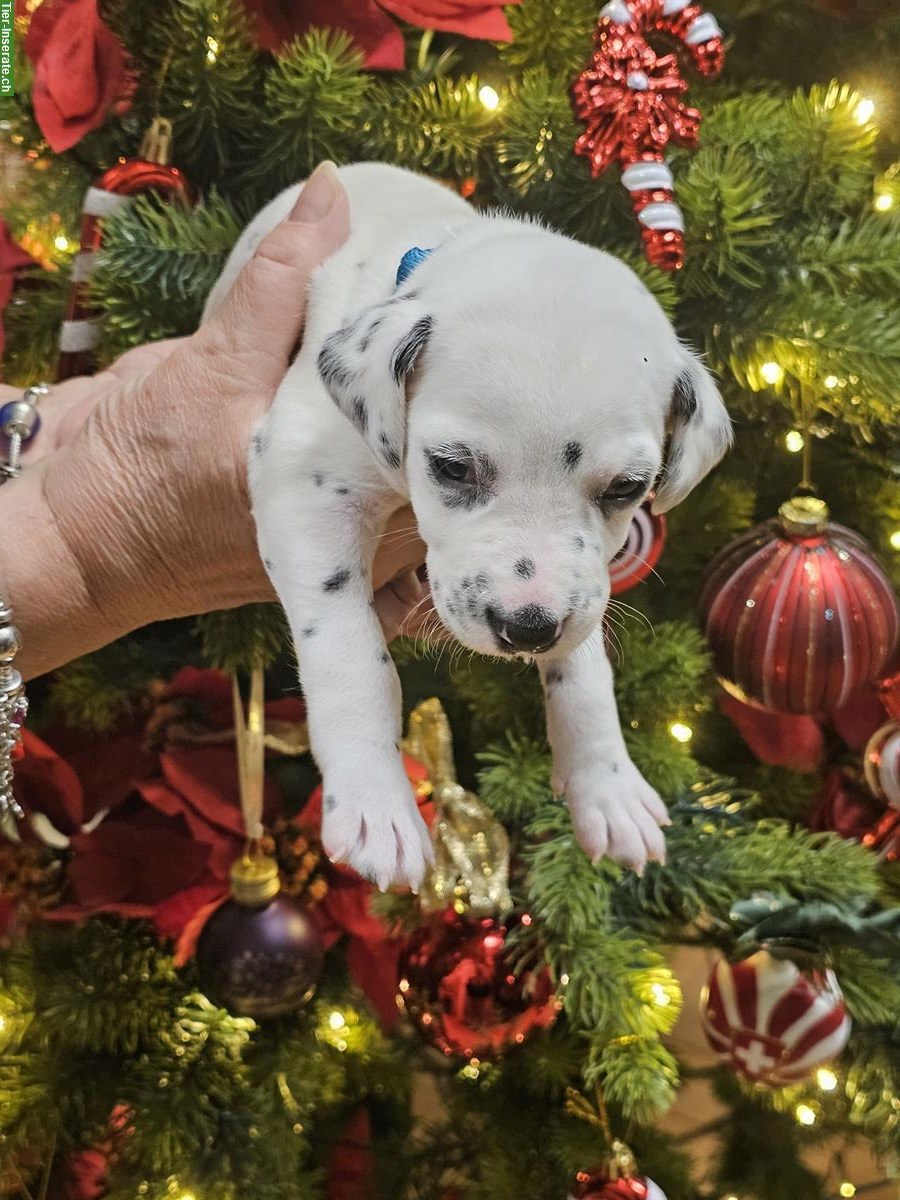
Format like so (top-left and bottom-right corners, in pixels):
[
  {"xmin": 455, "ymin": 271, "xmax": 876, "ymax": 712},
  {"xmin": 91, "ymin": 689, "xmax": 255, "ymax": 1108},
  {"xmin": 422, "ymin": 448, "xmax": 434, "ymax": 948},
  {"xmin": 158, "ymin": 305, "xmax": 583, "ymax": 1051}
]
[
  {"xmin": 57, "ymin": 119, "xmax": 193, "ymax": 380},
  {"xmin": 572, "ymin": 0, "xmax": 725, "ymax": 270}
]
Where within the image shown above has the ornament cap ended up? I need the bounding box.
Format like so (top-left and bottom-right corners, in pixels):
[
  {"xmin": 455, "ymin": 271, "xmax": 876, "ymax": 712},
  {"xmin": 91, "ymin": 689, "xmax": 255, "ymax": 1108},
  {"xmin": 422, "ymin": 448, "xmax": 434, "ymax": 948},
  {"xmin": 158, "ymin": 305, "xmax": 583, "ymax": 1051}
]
[
  {"xmin": 778, "ymin": 495, "xmax": 830, "ymax": 535},
  {"xmin": 138, "ymin": 116, "xmax": 173, "ymax": 166},
  {"xmin": 230, "ymin": 854, "xmax": 281, "ymax": 906}
]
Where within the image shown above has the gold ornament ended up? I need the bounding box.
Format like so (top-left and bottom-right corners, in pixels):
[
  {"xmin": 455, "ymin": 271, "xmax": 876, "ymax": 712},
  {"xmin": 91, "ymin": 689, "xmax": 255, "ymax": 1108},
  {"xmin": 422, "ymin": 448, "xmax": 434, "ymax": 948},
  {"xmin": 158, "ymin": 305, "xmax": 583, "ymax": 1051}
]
[{"xmin": 402, "ymin": 697, "xmax": 512, "ymax": 915}]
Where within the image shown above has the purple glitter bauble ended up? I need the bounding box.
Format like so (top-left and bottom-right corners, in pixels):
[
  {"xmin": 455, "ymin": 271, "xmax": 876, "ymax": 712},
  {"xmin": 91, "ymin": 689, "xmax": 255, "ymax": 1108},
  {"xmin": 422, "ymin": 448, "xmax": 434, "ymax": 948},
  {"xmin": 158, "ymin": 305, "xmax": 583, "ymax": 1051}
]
[{"xmin": 197, "ymin": 892, "xmax": 324, "ymax": 1018}]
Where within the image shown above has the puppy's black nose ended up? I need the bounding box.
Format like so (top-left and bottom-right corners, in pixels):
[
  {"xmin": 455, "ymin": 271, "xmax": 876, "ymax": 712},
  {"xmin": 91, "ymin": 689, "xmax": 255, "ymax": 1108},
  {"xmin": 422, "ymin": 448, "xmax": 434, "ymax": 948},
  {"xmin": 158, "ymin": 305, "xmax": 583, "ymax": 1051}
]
[{"xmin": 486, "ymin": 604, "xmax": 563, "ymax": 653}]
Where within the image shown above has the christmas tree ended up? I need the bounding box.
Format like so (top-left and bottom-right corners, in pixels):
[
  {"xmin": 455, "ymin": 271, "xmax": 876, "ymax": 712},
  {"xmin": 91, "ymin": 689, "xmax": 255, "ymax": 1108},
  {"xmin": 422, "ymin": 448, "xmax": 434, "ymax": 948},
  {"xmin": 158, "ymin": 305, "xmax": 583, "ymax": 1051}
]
[{"xmin": 1, "ymin": 0, "xmax": 900, "ymax": 1198}]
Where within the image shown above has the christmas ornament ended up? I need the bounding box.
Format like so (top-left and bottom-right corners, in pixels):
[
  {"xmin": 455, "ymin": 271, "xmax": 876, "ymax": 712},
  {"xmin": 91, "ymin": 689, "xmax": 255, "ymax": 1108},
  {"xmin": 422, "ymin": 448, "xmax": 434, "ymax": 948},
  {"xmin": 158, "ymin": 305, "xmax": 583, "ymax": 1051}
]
[
  {"xmin": 570, "ymin": 1169, "xmax": 668, "ymax": 1199},
  {"xmin": 196, "ymin": 852, "xmax": 323, "ymax": 1017},
  {"xmin": 699, "ymin": 496, "xmax": 899, "ymax": 716},
  {"xmin": 402, "ymin": 697, "xmax": 512, "ymax": 914},
  {"xmin": 57, "ymin": 118, "xmax": 193, "ymax": 380},
  {"xmin": 571, "ymin": 0, "xmax": 725, "ymax": 270},
  {"xmin": 700, "ymin": 949, "xmax": 851, "ymax": 1085},
  {"xmin": 609, "ymin": 501, "xmax": 666, "ymax": 594},
  {"xmin": 864, "ymin": 721, "xmax": 900, "ymax": 808},
  {"xmin": 397, "ymin": 907, "xmax": 558, "ymax": 1059},
  {"xmin": 197, "ymin": 667, "xmax": 323, "ymax": 1017},
  {"xmin": 565, "ymin": 1118, "xmax": 667, "ymax": 1200}
]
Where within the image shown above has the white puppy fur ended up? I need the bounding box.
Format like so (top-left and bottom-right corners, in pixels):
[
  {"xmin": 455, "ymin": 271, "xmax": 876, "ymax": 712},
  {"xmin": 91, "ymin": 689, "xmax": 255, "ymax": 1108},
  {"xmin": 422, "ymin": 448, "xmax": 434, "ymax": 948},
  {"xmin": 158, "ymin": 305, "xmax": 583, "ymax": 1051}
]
[{"xmin": 204, "ymin": 163, "xmax": 732, "ymax": 891}]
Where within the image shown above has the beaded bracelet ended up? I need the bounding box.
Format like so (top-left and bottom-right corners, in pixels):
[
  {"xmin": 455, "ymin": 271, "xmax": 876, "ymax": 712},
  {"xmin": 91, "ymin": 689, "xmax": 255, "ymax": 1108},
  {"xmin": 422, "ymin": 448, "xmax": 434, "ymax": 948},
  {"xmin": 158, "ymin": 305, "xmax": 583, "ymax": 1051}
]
[
  {"xmin": 0, "ymin": 383, "xmax": 48, "ymax": 483},
  {"xmin": 0, "ymin": 598, "xmax": 24, "ymax": 819}
]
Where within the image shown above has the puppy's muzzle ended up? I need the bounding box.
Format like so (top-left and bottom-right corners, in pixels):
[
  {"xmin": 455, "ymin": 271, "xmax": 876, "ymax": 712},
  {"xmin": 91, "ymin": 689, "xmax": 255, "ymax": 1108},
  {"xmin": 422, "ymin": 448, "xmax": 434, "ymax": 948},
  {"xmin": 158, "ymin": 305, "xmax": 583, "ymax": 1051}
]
[{"xmin": 486, "ymin": 604, "xmax": 565, "ymax": 654}]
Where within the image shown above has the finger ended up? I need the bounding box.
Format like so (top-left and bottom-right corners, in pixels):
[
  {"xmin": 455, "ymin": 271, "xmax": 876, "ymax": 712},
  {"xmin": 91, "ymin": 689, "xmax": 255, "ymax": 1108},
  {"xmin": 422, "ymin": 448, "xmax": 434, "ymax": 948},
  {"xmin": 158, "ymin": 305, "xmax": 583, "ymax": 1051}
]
[
  {"xmin": 198, "ymin": 161, "xmax": 350, "ymax": 378},
  {"xmin": 374, "ymin": 571, "xmax": 423, "ymax": 642}
]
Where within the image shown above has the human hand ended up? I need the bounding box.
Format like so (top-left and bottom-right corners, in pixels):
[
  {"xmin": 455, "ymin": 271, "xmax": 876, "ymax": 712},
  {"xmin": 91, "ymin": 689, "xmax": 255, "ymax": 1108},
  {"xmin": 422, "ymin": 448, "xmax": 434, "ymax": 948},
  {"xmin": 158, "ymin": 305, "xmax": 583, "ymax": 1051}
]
[{"xmin": 3, "ymin": 163, "xmax": 427, "ymax": 678}]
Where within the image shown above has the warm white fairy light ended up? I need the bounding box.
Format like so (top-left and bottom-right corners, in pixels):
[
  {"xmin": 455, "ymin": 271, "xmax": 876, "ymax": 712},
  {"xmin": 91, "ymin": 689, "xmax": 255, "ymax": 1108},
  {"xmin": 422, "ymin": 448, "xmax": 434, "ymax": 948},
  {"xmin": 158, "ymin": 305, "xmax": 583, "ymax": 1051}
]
[
  {"xmin": 824, "ymin": 374, "xmax": 839, "ymax": 389},
  {"xmin": 890, "ymin": 530, "xmax": 900, "ymax": 551},
  {"xmin": 760, "ymin": 361, "xmax": 784, "ymax": 386},
  {"xmin": 816, "ymin": 1067, "xmax": 838, "ymax": 1091},
  {"xmin": 669, "ymin": 721, "xmax": 693, "ymax": 743},
  {"xmin": 328, "ymin": 1010, "xmax": 345, "ymax": 1031},
  {"xmin": 794, "ymin": 1102, "xmax": 817, "ymax": 1126},
  {"xmin": 785, "ymin": 430, "xmax": 804, "ymax": 453},
  {"xmin": 838, "ymin": 1183, "xmax": 856, "ymax": 1198},
  {"xmin": 478, "ymin": 85, "xmax": 500, "ymax": 111},
  {"xmin": 650, "ymin": 982, "xmax": 672, "ymax": 1006},
  {"xmin": 205, "ymin": 35, "xmax": 220, "ymax": 63},
  {"xmin": 854, "ymin": 97, "xmax": 875, "ymax": 125},
  {"xmin": 874, "ymin": 192, "xmax": 894, "ymax": 212},
  {"xmin": 53, "ymin": 234, "xmax": 69, "ymax": 251}
]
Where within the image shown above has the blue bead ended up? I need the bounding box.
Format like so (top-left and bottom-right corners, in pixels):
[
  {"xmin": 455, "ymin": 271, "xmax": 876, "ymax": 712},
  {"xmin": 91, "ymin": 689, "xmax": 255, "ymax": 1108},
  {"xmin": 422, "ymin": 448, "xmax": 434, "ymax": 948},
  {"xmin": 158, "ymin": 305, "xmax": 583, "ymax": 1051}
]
[
  {"xmin": 395, "ymin": 246, "xmax": 434, "ymax": 288},
  {"xmin": 0, "ymin": 401, "xmax": 41, "ymax": 442}
]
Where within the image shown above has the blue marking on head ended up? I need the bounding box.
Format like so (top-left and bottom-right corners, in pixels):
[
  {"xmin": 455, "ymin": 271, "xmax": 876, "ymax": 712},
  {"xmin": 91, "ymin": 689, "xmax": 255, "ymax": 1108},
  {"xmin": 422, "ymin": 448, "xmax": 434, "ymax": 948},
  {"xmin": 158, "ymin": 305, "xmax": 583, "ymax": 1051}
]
[{"xmin": 396, "ymin": 246, "xmax": 433, "ymax": 288}]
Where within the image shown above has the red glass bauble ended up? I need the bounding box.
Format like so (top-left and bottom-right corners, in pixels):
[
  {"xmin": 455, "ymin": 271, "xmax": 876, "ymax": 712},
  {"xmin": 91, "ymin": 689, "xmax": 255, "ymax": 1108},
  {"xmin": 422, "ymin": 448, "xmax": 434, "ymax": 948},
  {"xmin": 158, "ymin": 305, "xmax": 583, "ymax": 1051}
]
[
  {"xmin": 700, "ymin": 949, "xmax": 850, "ymax": 1085},
  {"xmin": 864, "ymin": 720, "xmax": 900, "ymax": 808},
  {"xmin": 197, "ymin": 857, "xmax": 323, "ymax": 1018},
  {"xmin": 609, "ymin": 502, "xmax": 666, "ymax": 595},
  {"xmin": 570, "ymin": 1170, "xmax": 668, "ymax": 1199},
  {"xmin": 396, "ymin": 908, "xmax": 558, "ymax": 1059},
  {"xmin": 699, "ymin": 498, "xmax": 899, "ymax": 715}
]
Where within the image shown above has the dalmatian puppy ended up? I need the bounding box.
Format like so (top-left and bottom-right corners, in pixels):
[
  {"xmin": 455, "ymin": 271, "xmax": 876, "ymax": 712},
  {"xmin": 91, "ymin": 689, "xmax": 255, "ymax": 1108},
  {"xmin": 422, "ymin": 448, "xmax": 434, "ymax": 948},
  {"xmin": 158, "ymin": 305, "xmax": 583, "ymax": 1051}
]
[{"xmin": 203, "ymin": 162, "xmax": 731, "ymax": 891}]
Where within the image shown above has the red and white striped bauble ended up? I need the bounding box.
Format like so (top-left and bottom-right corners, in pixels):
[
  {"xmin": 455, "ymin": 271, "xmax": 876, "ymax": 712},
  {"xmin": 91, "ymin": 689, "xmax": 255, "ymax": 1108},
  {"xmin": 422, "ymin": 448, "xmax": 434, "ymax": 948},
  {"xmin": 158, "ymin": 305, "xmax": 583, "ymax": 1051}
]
[
  {"xmin": 864, "ymin": 721, "xmax": 900, "ymax": 808},
  {"xmin": 569, "ymin": 1171, "xmax": 668, "ymax": 1199},
  {"xmin": 609, "ymin": 502, "xmax": 666, "ymax": 595},
  {"xmin": 57, "ymin": 119, "xmax": 193, "ymax": 380},
  {"xmin": 699, "ymin": 497, "xmax": 899, "ymax": 716},
  {"xmin": 700, "ymin": 949, "xmax": 851, "ymax": 1086}
]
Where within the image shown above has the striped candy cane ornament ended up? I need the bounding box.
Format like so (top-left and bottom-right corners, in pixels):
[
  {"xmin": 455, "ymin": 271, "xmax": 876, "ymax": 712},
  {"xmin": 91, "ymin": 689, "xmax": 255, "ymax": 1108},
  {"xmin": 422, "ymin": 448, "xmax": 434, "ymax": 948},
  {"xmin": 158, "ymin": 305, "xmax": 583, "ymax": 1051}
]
[
  {"xmin": 572, "ymin": 0, "xmax": 725, "ymax": 269},
  {"xmin": 57, "ymin": 119, "xmax": 193, "ymax": 380}
]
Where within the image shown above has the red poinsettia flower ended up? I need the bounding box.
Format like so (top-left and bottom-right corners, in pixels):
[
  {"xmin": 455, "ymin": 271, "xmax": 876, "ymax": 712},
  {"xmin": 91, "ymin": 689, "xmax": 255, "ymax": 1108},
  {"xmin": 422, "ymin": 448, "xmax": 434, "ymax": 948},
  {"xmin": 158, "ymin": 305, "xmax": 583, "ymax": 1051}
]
[
  {"xmin": 240, "ymin": 0, "xmax": 517, "ymax": 70},
  {"xmin": 23, "ymin": 0, "xmax": 132, "ymax": 152}
]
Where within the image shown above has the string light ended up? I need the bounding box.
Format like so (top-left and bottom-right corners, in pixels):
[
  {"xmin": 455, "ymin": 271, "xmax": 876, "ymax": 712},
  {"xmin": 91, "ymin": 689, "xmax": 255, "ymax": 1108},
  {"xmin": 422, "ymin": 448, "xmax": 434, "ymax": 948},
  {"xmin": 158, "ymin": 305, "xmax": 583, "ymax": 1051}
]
[
  {"xmin": 824, "ymin": 374, "xmax": 839, "ymax": 389},
  {"xmin": 838, "ymin": 1183, "xmax": 856, "ymax": 1198},
  {"xmin": 205, "ymin": 35, "xmax": 220, "ymax": 64},
  {"xmin": 669, "ymin": 721, "xmax": 693, "ymax": 743},
  {"xmin": 53, "ymin": 234, "xmax": 69, "ymax": 251},
  {"xmin": 328, "ymin": 1011, "xmax": 345, "ymax": 1031},
  {"xmin": 785, "ymin": 430, "xmax": 805, "ymax": 453},
  {"xmin": 854, "ymin": 97, "xmax": 875, "ymax": 125},
  {"xmin": 816, "ymin": 1067, "xmax": 838, "ymax": 1091},
  {"xmin": 478, "ymin": 85, "xmax": 500, "ymax": 111},
  {"xmin": 649, "ymin": 982, "xmax": 672, "ymax": 1006},
  {"xmin": 874, "ymin": 192, "xmax": 894, "ymax": 212},
  {"xmin": 760, "ymin": 361, "xmax": 784, "ymax": 386},
  {"xmin": 889, "ymin": 530, "xmax": 900, "ymax": 551},
  {"xmin": 794, "ymin": 1102, "xmax": 817, "ymax": 1126}
]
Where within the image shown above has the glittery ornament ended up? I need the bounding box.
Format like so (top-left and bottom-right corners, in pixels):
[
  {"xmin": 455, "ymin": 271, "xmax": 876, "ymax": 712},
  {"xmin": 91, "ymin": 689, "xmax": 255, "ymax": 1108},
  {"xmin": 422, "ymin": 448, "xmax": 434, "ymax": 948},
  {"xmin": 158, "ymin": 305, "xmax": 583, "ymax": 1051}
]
[
  {"xmin": 197, "ymin": 855, "xmax": 323, "ymax": 1018},
  {"xmin": 57, "ymin": 118, "xmax": 193, "ymax": 380},
  {"xmin": 864, "ymin": 721, "xmax": 900, "ymax": 808},
  {"xmin": 609, "ymin": 502, "xmax": 666, "ymax": 594},
  {"xmin": 700, "ymin": 949, "xmax": 850, "ymax": 1085},
  {"xmin": 569, "ymin": 1170, "xmax": 668, "ymax": 1199},
  {"xmin": 571, "ymin": 0, "xmax": 725, "ymax": 269},
  {"xmin": 699, "ymin": 497, "xmax": 899, "ymax": 716},
  {"xmin": 397, "ymin": 907, "xmax": 558, "ymax": 1059}
]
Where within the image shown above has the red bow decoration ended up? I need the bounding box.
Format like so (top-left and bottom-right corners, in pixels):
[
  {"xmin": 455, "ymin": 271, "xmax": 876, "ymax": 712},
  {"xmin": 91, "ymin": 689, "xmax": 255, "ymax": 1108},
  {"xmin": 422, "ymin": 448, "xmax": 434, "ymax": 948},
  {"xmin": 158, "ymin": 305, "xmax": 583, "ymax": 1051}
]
[{"xmin": 571, "ymin": 0, "xmax": 724, "ymax": 269}]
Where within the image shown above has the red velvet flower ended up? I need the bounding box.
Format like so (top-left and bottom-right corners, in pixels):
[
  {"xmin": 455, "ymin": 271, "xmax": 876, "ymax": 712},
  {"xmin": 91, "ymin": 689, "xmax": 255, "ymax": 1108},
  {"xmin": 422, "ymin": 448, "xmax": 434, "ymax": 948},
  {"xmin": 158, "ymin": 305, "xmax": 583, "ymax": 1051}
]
[
  {"xmin": 239, "ymin": 0, "xmax": 516, "ymax": 69},
  {"xmin": 0, "ymin": 219, "xmax": 38, "ymax": 369},
  {"xmin": 23, "ymin": 0, "xmax": 132, "ymax": 152}
]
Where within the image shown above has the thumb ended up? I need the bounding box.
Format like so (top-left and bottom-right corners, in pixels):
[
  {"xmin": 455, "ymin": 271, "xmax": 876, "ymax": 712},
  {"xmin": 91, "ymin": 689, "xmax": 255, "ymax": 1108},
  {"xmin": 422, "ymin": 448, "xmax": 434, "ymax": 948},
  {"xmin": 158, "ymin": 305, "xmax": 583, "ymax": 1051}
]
[{"xmin": 198, "ymin": 161, "xmax": 350, "ymax": 375}]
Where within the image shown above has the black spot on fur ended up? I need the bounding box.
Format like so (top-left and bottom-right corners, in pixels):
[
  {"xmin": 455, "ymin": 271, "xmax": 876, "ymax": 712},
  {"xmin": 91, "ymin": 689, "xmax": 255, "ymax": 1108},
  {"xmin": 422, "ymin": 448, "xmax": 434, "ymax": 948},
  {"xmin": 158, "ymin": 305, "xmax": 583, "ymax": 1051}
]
[
  {"xmin": 573, "ymin": 535, "xmax": 585, "ymax": 552},
  {"xmin": 467, "ymin": 594, "xmax": 478, "ymax": 615},
  {"xmin": 318, "ymin": 334, "xmax": 353, "ymax": 393},
  {"xmin": 359, "ymin": 317, "xmax": 383, "ymax": 353},
  {"xmin": 263, "ymin": 557, "xmax": 273, "ymax": 571},
  {"xmin": 380, "ymin": 650, "xmax": 391, "ymax": 664},
  {"xmin": 643, "ymin": 355, "xmax": 648, "ymax": 364},
  {"xmin": 302, "ymin": 626, "xmax": 317, "ymax": 638},
  {"xmin": 432, "ymin": 578, "xmax": 440, "ymax": 592},
  {"xmin": 514, "ymin": 557, "xmax": 535, "ymax": 580},
  {"xmin": 563, "ymin": 441, "xmax": 582, "ymax": 470},
  {"xmin": 379, "ymin": 432, "xmax": 401, "ymax": 469},
  {"xmin": 323, "ymin": 567, "xmax": 351, "ymax": 593},
  {"xmin": 351, "ymin": 396, "xmax": 368, "ymax": 433},
  {"xmin": 313, "ymin": 473, "xmax": 324, "ymax": 487},
  {"xmin": 671, "ymin": 371, "xmax": 698, "ymax": 422},
  {"xmin": 391, "ymin": 315, "xmax": 433, "ymax": 384},
  {"xmin": 324, "ymin": 793, "xmax": 338, "ymax": 812},
  {"xmin": 252, "ymin": 431, "xmax": 266, "ymax": 455},
  {"xmin": 335, "ymin": 485, "xmax": 350, "ymax": 496},
  {"xmin": 474, "ymin": 572, "xmax": 489, "ymax": 592},
  {"xmin": 545, "ymin": 667, "xmax": 564, "ymax": 685}
]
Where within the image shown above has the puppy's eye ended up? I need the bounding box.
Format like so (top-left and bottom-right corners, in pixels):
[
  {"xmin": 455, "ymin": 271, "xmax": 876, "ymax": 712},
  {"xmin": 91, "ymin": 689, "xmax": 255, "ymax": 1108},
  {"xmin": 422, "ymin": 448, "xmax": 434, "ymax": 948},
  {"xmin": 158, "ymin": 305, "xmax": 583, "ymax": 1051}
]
[
  {"xmin": 595, "ymin": 477, "xmax": 647, "ymax": 511},
  {"xmin": 428, "ymin": 452, "xmax": 477, "ymax": 487}
]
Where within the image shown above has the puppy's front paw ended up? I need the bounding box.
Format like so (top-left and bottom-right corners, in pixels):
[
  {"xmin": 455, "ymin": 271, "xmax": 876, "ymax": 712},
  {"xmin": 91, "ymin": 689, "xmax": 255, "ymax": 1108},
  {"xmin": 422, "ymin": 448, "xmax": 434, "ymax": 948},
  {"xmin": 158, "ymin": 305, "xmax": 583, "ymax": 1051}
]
[
  {"xmin": 320, "ymin": 756, "xmax": 434, "ymax": 892},
  {"xmin": 563, "ymin": 757, "xmax": 670, "ymax": 873}
]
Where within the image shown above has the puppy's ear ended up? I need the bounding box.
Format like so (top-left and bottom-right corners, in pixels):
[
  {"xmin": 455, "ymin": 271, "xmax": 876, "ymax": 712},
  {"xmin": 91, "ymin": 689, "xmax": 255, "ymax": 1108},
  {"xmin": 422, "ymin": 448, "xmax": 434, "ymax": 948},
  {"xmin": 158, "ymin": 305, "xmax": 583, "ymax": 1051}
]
[
  {"xmin": 317, "ymin": 297, "xmax": 433, "ymax": 472},
  {"xmin": 651, "ymin": 350, "xmax": 732, "ymax": 514}
]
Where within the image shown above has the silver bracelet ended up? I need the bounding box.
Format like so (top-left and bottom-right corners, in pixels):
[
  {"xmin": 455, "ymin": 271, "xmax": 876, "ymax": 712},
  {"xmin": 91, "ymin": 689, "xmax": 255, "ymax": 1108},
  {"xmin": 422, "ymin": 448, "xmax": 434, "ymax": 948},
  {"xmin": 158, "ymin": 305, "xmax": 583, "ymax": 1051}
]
[
  {"xmin": 0, "ymin": 598, "xmax": 25, "ymax": 819},
  {"xmin": 0, "ymin": 383, "xmax": 49, "ymax": 483}
]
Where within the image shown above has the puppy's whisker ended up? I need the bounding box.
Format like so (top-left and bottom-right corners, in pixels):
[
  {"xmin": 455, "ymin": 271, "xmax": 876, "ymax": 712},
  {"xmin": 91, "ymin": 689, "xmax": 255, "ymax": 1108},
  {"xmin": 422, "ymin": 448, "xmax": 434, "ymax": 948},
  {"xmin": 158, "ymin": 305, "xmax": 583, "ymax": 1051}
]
[{"xmin": 608, "ymin": 597, "xmax": 655, "ymax": 634}]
